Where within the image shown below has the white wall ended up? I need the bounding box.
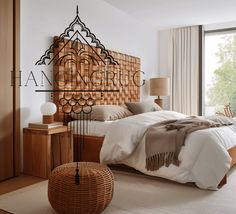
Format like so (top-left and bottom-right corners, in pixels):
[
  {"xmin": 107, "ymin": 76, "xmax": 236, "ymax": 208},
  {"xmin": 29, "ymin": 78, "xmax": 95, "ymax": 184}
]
[
  {"xmin": 158, "ymin": 30, "xmax": 171, "ymax": 77},
  {"xmin": 157, "ymin": 29, "xmax": 171, "ymax": 109},
  {"xmin": 20, "ymin": 0, "xmax": 158, "ymax": 129}
]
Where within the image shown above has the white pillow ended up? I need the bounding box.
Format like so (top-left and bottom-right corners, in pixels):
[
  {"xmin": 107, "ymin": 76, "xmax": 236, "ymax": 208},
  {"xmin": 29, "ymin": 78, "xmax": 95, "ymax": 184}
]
[
  {"xmin": 125, "ymin": 101, "xmax": 162, "ymax": 115},
  {"xmin": 70, "ymin": 105, "xmax": 133, "ymax": 121}
]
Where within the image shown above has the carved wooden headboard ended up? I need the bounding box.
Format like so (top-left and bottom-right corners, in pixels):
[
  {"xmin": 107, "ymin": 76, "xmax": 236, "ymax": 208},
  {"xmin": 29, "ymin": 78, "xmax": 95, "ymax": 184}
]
[{"xmin": 52, "ymin": 36, "xmax": 141, "ymax": 121}]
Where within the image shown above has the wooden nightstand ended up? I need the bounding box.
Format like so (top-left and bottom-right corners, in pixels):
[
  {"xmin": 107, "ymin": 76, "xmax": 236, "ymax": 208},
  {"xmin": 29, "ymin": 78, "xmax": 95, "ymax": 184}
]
[{"xmin": 23, "ymin": 126, "xmax": 73, "ymax": 179}]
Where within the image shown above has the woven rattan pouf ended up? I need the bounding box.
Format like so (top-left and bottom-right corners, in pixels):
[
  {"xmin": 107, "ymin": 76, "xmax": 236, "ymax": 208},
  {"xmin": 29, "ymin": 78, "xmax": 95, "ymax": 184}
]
[{"xmin": 48, "ymin": 162, "xmax": 114, "ymax": 214}]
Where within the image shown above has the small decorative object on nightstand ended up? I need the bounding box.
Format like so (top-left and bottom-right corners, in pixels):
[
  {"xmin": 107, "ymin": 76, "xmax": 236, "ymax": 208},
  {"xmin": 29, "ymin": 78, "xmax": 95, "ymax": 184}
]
[
  {"xmin": 40, "ymin": 102, "xmax": 57, "ymax": 124},
  {"xmin": 23, "ymin": 126, "xmax": 72, "ymax": 179},
  {"xmin": 150, "ymin": 77, "xmax": 170, "ymax": 108}
]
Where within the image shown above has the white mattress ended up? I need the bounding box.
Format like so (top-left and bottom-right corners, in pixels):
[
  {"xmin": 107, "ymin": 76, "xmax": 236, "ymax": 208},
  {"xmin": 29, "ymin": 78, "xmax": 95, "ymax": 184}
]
[{"xmin": 68, "ymin": 120, "xmax": 113, "ymax": 137}]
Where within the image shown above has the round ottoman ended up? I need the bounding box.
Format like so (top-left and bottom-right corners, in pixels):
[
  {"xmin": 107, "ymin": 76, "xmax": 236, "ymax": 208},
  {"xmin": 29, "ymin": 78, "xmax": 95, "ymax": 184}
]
[{"xmin": 48, "ymin": 162, "xmax": 114, "ymax": 214}]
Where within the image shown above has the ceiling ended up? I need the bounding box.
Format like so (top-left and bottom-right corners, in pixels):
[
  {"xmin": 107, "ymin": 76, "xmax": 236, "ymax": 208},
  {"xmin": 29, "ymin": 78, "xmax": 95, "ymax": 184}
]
[{"xmin": 103, "ymin": 0, "xmax": 236, "ymax": 29}]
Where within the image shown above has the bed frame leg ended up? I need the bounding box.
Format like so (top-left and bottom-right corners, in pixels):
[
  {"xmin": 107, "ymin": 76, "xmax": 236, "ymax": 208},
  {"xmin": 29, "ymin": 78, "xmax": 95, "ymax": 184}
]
[{"xmin": 218, "ymin": 175, "xmax": 227, "ymax": 188}]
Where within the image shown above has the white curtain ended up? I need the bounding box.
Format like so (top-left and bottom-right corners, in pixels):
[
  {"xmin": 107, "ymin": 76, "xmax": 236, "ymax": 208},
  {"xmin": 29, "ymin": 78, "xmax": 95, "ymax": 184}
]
[{"xmin": 169, "ymin": 26, "xmax": 200, "ymax": 115}]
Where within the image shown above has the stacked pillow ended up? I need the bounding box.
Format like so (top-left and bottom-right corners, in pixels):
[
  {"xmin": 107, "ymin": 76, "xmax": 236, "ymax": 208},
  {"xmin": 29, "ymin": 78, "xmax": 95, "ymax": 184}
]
[
  {"xmin": 71, "ymin": 105, "xmax": 133, "ymax": 121},
  {"xmin": 70, "ymin": 101, "xmax": 162, "ymax": 121},
  {"xmin": 125, "ymin": 101, "xmax": 162, "ymax": 115}
]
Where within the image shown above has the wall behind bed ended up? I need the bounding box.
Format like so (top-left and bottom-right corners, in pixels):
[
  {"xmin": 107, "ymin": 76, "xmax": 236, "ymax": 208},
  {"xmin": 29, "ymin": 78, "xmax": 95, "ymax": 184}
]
[
  {"xmin": 21, "ymin": 0, "xmax": 158, "ymax": 128},
  {"xmin": 20, "ymin": 0, "xmax": 158, "ymax": 168}
]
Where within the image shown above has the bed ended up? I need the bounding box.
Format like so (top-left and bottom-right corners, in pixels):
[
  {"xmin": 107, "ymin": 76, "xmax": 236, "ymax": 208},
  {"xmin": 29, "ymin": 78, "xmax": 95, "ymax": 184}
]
[
  {"xmin": 51, "ymin": 36, "xmax": 236, "ymax": 190},
  {"xmin": 66, "ymin": 109, "xmax": 236, "ymax": 190},
  {"xmin": 100, "ymin": 110, "xmax": 236, "ymax": 190}
]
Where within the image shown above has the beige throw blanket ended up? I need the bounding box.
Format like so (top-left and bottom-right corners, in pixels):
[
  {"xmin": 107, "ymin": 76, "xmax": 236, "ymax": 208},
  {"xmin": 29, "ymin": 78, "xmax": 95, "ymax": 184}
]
[{"xmin": 145, "ymin": 117, "xmax": 219, "ymax": 171}]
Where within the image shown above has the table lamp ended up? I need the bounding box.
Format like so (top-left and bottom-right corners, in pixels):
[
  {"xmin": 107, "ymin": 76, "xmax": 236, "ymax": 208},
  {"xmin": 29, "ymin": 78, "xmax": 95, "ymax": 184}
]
[
  {"xmin": 40, "ymin": 102, "xmax": 57, "ymax": 124},
  {"xmin": 150, "ymin": 77, "xmax": 170, "ymax": 108}
]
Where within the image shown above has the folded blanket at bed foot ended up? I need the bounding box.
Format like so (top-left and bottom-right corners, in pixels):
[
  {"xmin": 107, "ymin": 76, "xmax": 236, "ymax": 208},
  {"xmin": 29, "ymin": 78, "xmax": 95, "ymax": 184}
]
[{"xmin": 145, "ymin": 116, "xmax": 236, "ymax": 171}]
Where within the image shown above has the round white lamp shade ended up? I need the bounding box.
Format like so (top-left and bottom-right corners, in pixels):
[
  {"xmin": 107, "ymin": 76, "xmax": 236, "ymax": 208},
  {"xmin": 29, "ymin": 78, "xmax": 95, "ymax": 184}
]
[
  {"xmin": 40, "ymin": 102, "xmax": 57, "ymax": 116},
  {"xmin": 40, "ymin": 102, "xmax": 57, "ymax": 124}
]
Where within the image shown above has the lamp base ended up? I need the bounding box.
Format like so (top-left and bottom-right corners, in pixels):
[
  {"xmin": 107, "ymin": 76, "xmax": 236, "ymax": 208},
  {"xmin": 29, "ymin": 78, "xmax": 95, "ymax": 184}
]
[
  {"xmin": 43, "ymin": 115, "xmax": 54, "ymax": 124},
  {"xmin": 154, "ymin": 98, "xmax": 163, "ymax": 108}
]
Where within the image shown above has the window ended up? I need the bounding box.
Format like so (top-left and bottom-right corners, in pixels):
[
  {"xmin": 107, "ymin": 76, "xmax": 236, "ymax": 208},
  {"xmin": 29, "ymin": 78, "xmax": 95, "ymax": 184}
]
[{"xmin": 204, "ymin": 30, "xmax": 236, "ymax": 116}]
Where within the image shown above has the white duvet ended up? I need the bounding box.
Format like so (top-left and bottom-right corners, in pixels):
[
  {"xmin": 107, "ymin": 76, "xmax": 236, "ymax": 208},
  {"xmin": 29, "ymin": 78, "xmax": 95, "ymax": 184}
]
[{"xmin": 100, "ymin": 111, "xmax": 236, "ymax": 190}]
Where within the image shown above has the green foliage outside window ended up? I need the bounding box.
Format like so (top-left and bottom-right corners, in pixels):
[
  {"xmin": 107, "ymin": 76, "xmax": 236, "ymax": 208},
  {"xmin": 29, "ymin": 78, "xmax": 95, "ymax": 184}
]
[{"xmin": 206, "ymin": 35, "xmax": 236, "ymax": 113}]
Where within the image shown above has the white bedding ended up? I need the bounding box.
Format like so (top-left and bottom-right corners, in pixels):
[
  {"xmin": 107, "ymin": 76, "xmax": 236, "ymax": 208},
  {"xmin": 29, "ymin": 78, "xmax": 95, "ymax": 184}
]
[
  {"xmin": 100, "ymin": 111, "xmax": 236, "ymax": 190},
  {"xmin": 68, "ymin": 120, "xmax": 113, "ymax": 137}
]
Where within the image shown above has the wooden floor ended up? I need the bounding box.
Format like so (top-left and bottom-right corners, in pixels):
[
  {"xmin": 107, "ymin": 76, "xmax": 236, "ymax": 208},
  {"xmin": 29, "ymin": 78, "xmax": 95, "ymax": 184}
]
[{"xmin": 0, "ymin": 174, "xmax": 45, "ymax": 195}]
